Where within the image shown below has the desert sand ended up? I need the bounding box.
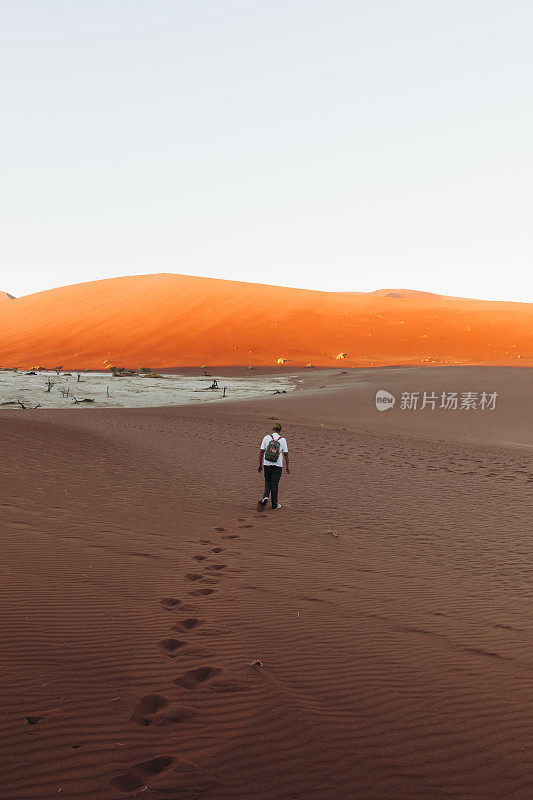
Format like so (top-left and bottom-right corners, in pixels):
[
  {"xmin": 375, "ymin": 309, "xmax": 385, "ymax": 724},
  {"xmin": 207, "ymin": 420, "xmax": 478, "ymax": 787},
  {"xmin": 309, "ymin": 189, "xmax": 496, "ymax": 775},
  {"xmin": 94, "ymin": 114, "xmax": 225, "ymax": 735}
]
[
  {"xmin": 1, "ymin": 274, "xmax": 532, "ymax": 369},
  {"xmin": 0, "ymin": 366, "xmax": 531, "ymax": 799}
]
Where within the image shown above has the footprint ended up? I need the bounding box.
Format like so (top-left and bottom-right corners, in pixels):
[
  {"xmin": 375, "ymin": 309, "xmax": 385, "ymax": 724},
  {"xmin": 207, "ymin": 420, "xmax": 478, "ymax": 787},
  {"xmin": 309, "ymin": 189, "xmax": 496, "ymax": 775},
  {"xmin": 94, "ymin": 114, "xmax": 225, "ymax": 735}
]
[
  {"xmin": 174, "ymin": 667, "xmax": 222, "ymax": 689},
  {"xmin": 110, "ymin": 756, "xmax": 174, "ymax": 792},
  {"xmin": 239, "ymin": 524, "xmax": 253, "ymax": 529},
  {"xmin": 173, "ymin": 618, "xmax": 203, "ymax": 632},
  {"xmin": 493, "ymin": 623, "xmax": 524, "ymax": 631},
  {"xmin": 156, "ymin": 706, "xmax": 198, "ymax": 725},
  {"xmin": 157, "ymin": 638, "xmax": 187, "ymax": 657},
  {"xmin": 222, "ymin": 534, "xmax": 240, "ymax": 540},
  {"xmin": 161, "ymin": 597, "xmax": 181, "ymax": 610},
  {"xmin": 210, "ymin": 547, "xmax": 224, "ymax": 554},
  {"xmin": 195, "ymin": 623, "xmax": 232, "ymax": 636},
  {"xmin": 131, "ymin": 695, "xmax": 197, "ymax": 727},
  {"xmin": 175, "ymin": 666, "xmax": 257, "ymax": 693},
  {"xmin": 206, "ymin": 563, "xmax": 227, "ymax": 571},
  {"xmin": 131, "ymin": 694, "xmax": 169, "ymax": 725},
  {"xmin": 188, "ymin": 588, "xmax": 216, "ymax": 597},
  {"xmin": 185, "ymin": 573, "xmax": 204, "ymax": 582},
  {"xmin": 142, "ymin": 758, "xmax": 218, "ymax": 797},
  {"xmin": 200, "ymin": 539, "xmax": 212, "ymax": 544},
  {"xmin": 404, "ymin": 626, "xmax": 440, "ymax": 638},
  {"xmin": 130, "ymin": 551, "xmax": 158, "ymax": 559},
  {"xmin": 462, "ymin": 646, "xmax": 509, "ymax": 660},
  {"xmin": 193, "ymin": 555, "xmax": 207, "ymax": 561},
  {"xmin": 214, "ymin": 527, "xmax": 225, "ymax": 532}
]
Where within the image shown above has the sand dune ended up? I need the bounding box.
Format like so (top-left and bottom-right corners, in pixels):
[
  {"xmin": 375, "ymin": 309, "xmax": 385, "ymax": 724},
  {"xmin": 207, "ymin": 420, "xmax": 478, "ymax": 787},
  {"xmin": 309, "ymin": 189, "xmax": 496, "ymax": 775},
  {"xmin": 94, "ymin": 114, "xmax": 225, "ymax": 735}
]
[
  {"xmin": 0, "ymin": 273, "xmax": 532, "ymax": 369},
  {"xmin": 0, "ymin": 367, "xmax": 531, "ymax": 799}
]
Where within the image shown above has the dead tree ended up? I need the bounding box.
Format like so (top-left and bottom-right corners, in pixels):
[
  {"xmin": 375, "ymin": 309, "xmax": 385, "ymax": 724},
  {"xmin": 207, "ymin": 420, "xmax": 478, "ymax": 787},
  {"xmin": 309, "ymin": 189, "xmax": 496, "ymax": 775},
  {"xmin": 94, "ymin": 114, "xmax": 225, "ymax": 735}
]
[
  {"xmin": 45, "ymin": 377, "xmax": 56, "ymax": 393},
  {"xmin": 17, "ymin": 400, "xmax": 41, "ymax": 410}
]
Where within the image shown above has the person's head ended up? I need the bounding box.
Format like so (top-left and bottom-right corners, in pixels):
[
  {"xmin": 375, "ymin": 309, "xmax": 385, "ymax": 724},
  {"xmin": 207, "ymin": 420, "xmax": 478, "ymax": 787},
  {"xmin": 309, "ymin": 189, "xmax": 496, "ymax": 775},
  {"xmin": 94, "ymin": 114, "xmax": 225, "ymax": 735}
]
[{"xmin": 272, "ymin": 422, "xmax": 282, "ymax": 433}]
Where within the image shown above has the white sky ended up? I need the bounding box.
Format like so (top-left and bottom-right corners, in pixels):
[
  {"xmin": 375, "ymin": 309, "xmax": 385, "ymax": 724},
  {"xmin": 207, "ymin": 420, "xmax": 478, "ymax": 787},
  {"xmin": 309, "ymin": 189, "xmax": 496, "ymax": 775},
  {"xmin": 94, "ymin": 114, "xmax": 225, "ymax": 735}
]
[{"xmin": 1, "ymin": 1, "xmax": 531, "ymax": 301}]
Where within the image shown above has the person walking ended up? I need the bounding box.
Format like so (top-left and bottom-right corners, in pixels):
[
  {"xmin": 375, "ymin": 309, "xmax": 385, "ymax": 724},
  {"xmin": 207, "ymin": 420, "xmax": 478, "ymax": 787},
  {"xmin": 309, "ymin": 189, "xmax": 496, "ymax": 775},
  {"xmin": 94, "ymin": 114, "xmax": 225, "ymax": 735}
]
[{"xmin": 258, "ymin": 422, "xmax": 289, "ymax": 509}]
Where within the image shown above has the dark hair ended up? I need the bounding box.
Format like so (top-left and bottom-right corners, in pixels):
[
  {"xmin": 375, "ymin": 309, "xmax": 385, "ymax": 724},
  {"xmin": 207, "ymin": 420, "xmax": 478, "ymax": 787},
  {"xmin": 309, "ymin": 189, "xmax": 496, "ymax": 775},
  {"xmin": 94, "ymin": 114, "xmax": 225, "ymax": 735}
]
[{"xmin": 273, "ymin": 422, "xmax": 282, "ymax": 431}]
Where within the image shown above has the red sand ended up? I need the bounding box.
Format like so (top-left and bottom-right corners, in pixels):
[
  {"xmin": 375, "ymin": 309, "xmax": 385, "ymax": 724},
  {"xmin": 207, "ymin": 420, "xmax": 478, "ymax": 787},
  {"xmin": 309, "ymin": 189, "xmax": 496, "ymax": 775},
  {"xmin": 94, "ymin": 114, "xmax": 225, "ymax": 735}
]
[
  {"xmin": 0, "ymin": 366, "xmax": 531, "ymax": 799},
  {"xmin": 0, "ymin": 274, "xmax": 532, "ymax": 369}
]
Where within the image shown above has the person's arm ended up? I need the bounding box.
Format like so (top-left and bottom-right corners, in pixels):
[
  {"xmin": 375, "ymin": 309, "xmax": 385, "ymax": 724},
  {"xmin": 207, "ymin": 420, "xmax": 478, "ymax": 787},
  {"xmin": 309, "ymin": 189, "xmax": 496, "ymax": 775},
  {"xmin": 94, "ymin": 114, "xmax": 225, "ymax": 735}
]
[
  {"xmin": 258, "ymin": 448, "xmax": 265, "ymax": 472},
  {"xmin": 283, "ymin": 446, "xmax": 290, "ymax": 474}
]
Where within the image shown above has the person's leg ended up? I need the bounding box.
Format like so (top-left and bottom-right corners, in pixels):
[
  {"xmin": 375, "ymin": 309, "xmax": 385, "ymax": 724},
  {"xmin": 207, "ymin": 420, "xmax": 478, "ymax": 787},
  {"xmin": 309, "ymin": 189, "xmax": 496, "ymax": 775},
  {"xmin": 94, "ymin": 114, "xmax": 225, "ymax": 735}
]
[
  {"xmin": 270, "ymin": 466, "xmax": 282, "ymax": 507},
  {"xmin": 263, "ymin": 465, "xmax": 272, "ymax": 500}
]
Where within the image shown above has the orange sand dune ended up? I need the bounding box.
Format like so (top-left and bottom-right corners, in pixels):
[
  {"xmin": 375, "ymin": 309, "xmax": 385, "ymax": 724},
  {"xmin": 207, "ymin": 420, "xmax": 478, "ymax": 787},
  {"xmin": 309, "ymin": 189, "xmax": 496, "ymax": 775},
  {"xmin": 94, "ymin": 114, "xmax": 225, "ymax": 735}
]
[{"xmin": 0, "ymin": 273, "xmax": 532, "ymax": 369}]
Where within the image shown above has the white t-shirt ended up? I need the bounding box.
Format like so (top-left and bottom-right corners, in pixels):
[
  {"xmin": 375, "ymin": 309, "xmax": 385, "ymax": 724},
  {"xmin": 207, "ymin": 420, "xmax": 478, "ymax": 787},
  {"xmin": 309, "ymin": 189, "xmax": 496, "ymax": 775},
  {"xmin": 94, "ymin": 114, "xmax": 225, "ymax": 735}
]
[{"xmin": 261, "ymin": 433, "xmax": 288, "ymax": 468}]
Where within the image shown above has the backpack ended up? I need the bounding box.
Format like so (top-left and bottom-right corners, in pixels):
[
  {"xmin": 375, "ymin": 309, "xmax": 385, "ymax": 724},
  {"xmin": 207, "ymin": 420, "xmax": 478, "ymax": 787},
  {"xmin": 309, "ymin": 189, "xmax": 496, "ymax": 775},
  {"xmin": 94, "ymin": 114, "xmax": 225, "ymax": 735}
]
[{"xmin": 264, "ymin": 434, "xmax": 282, "ymax": 463}]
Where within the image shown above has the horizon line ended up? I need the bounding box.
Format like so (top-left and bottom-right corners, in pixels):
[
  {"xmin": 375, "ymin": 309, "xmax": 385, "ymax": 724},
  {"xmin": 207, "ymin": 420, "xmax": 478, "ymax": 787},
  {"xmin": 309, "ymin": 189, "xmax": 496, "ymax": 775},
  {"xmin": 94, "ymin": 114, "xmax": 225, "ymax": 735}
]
[{"xmin": 3, "ymin": 272, "xmax": 531, "ymax": 306}]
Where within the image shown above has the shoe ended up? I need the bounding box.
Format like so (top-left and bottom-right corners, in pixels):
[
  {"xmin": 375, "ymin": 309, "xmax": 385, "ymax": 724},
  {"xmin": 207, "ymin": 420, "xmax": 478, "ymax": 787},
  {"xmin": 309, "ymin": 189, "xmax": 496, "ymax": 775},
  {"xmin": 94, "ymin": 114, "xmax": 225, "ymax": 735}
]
[
  {"xmin": 257, "ymin": 497, "xmax": 268, "ymax": 512},
  {"xmin": 273, "ymin": 504, "xmax": 282, "ymax": 509}
]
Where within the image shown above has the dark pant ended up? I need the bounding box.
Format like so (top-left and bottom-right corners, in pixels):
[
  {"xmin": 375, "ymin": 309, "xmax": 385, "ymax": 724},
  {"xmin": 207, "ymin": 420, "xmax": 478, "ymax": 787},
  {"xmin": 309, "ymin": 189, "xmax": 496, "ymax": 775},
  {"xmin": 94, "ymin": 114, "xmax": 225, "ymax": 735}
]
[{"xmin": 263, "ymin": 465, "xmax": 282, "ymax": 508}]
